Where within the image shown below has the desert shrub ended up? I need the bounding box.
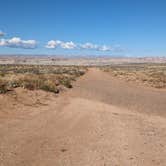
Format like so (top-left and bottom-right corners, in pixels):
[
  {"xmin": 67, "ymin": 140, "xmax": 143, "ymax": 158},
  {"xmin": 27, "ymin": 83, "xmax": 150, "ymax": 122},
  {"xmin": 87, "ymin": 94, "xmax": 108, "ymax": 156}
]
[
  {"xmin": 40, "ymin": 80, "xmax": 59, "ymax": 93},
  {"xmin": 102, "ymin": 64, "xmax": 166, "ymax": 89},
  {"xmin": 22, "ymin": 80, "xmax": 36, "ymax": 90},
  {"xmin": 21, "ymin": 77, "xmax": 43, "ymax": 90},
  {"xmin": 0, "ymin": 72, "xmax": 5, "ymax": 77},
  {"xmin": 7, "ymin": 80, "xmax": 21, "ymax": 88},
  {"xmin": 18, "ymin": 75, "xmax": 59, "ymax": 93},
  {"xmin": 0, "ymin": 80, "xmax": 8, "ymax": 94},
  {"xmin": 57, "ymin": 76, "xmax": 73, "ymax": 88},
  {"xmin": 62, "ymin": 79, "xmax": 72, "ymax": 88},
  {"xmin": 0, "ymin": 65, "xmax": 87, "ymax": 93}
]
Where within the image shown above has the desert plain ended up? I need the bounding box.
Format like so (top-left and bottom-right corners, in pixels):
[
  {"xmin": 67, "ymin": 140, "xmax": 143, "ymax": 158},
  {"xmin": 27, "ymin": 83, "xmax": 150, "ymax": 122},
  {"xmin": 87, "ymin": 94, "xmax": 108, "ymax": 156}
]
[{"xmin": 0, "ymin": 56, "xmax": 166, "ymax": 166}]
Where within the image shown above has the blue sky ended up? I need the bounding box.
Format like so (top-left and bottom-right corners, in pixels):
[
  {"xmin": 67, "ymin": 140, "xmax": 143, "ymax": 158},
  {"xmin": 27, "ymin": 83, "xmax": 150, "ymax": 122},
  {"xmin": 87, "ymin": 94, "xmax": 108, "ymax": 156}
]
[{"xmin": 0, "ymin": 0, "xmax": 166, "ymax": 56}]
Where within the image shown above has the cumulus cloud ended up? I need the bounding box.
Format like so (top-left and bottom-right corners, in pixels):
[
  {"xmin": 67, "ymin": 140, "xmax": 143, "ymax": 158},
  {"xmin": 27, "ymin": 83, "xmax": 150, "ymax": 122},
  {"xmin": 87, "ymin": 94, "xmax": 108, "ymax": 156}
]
[
  {"xmin": 80, "ymin": 43, "xmax": 112, "ymax": 51},
  {"xmin": 46, "ymin": 40, "xmax": 121, "ymax": 52},
  {"xmin": 0, "ymin": 37, "xmax": 37, "ymax": 49},
  {"xmin": 80, "ymin": 43, "xmax": 97, "ymax": 49},
  {"xmin": 98, "ymin": 45, "xmax": 112, "ymax": 51},
  {"xmin": 0, "ymin": 31, "xmax": 5, "ymax": 37},
  {"xmin": 61, "ymin": 41, "xmax": 76, "ymax": 49},
  {"xmin": 45, "ymin": 40, "xmax": 61, "ymax": 48},
  {"xmin": 46, "ymin": 40, "xmax": 76, "ymax": 49}
]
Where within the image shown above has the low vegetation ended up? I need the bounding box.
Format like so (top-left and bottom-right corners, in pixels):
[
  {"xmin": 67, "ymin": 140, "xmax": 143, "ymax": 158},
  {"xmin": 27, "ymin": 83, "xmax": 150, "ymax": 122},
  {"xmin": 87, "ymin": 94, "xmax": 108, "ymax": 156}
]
[
  {"xmin": 101, "ymin": 63, "xmax": 166, "ymax": 88},
  {"xmin": 0, "ymin": 65, "xmax": 87, "ymax": 94}
]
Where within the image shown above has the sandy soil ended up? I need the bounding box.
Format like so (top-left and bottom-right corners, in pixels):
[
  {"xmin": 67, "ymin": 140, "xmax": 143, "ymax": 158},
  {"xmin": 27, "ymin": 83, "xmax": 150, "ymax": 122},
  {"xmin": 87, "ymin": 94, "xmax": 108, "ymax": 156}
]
[{"xmin": 0, "ymin": 68, "xmax": 166, "ymax": 166}]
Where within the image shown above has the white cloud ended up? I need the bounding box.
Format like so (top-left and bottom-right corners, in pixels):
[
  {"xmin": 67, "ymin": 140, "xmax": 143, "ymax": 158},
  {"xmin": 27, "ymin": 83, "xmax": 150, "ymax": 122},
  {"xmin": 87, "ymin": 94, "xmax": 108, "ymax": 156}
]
[
  {"xmin": 0, "ymin": 31, "xmax": 5, "ymax": 37},
  {"xmin": 46, "ymin": 40, "xmax": 120, "ymax": 52},
  {"xmin": 98, "ymin": 45, "xmax": 112, "ymax": 51},
  {"xmin": 45, "ymin": 40, "xmax": 61, "ymax": 48},
  {"xmin": 0, "ymin": 39, "xmax": 6, "ymax": 46},
  {"xmin": 61, "ymin": 41, "xmax": 76, "ymax": 49},
  {"xmin": 0, "ymin": 37, "xmax": 37, "ymax": 49},
  {"xmin": 46, "ymin": 40, "xmax": 76, "ymax": 49},
  {"xmin": 80, "ymin": 43, "xmax": 112, "ymax": 51},
  {"xmin": 80, "ymin": 42, "xmax": 98, "ymax": 50}
]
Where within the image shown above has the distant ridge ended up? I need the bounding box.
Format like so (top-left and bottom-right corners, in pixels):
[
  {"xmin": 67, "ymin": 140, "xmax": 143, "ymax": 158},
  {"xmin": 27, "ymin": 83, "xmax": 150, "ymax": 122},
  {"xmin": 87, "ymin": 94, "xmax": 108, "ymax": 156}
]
[{"xmin": 0, "ymin": 55, "xmax": 166, "ymax": 66}]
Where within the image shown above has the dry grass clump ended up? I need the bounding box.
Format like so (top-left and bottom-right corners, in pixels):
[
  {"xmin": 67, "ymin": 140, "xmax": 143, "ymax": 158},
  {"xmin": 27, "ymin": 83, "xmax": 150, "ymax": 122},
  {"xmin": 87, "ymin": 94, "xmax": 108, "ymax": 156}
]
[
  {"xmin": 0, "ymin": 65, "xmax": 87, "ymax": 94},
  {"xmin": 102, "ymin": 63, "xmax": 166, "ymax": 88}
]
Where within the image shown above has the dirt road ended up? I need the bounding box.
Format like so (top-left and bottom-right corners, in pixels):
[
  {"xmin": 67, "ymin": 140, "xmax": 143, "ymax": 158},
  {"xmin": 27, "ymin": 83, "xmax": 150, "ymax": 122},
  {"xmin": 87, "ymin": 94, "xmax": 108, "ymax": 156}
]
[{"xmin": 1, "ymin": 68, "xmax": 166, "ymax": 166}]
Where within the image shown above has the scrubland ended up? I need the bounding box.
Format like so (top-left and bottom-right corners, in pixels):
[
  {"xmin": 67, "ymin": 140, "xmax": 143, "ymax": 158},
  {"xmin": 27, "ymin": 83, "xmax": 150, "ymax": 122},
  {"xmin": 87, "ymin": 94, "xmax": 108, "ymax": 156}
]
[
  {"xmin": 0, "ymin": 65, "xmax": 87, "ymax": 94},
  {"xmin": 1, "ymin": 63, "xmax": 166, "ymax": 95},
  {"xmin": 1, "ymin": 64, "xmax": 166, "ymax": 166},
  {"xmin": 101, "ymin": 63, "xmax": 166, "ymax": 88}
]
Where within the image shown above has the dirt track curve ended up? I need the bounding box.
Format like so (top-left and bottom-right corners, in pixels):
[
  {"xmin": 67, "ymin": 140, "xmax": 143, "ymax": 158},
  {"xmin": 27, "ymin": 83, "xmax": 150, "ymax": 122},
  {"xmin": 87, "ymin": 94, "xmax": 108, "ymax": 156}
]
[{"xmin": 1, "ymin": 68, "xmax": 166, "ymax": 166}]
